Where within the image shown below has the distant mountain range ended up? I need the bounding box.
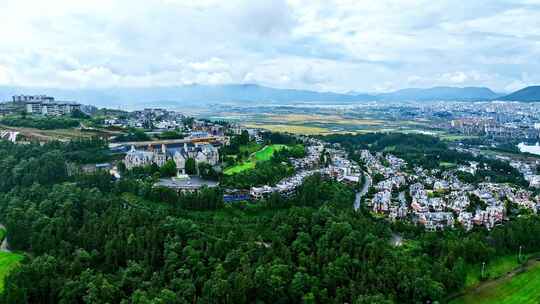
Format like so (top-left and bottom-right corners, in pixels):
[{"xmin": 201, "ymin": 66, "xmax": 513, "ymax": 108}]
[
  {"xmin": 0, "ymin": 84, "xmax": 373, "ymax": 108},
  {"xmin": 1, "ymin": 84, "xmax": 540, "ymax": 107},
  {"xmin": 376, "ymin": 86, "xmax": 502, "ymax": 102},
  {"xmin": 499, "ymin": 86, "xmax": 540, "ymax": 102}
]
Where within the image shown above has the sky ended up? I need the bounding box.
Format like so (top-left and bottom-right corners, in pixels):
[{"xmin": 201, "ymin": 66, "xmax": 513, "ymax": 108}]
[{"xmin": 1, "ymin": 0, "xmax": 540, "ymax": 93}]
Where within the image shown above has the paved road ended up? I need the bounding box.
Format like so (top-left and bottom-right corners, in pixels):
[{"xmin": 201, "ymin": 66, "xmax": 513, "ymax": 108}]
[
  {"xmin": 109, "ymin": 136, "xmax": 226, "ymax": 149},
  {"xmin": 0, "ymin": 224, "xmax": 10, "ymax": 252},
  {"xmin": 391, "ymin": 233, "xmax": 403, "ymax": 247},
  {"xmin": 354, "ymin": 171, "xmax": 372, "ymax": 211}
]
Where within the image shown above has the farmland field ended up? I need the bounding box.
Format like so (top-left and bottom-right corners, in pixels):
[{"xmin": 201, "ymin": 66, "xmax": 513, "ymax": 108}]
[
  {"xmin": 265, "ymin": 114, "xmax": 385, "ymax": 126},
  {"xmin": 452, "ymin": 260, "xmax": 540, "ymax": 304},
  {"xmin": 244, "ymin": 123, "xmax": 330, "ymax": 135},
  {"xmin": 0, "ymin": 252, "xmax": 24, "ymax": 293}
]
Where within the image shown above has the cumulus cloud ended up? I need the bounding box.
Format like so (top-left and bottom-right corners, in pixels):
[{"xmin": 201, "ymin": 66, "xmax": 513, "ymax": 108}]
[{"xmin": 0, "ymin": 0, "xmax": 538, "ymax": 92}]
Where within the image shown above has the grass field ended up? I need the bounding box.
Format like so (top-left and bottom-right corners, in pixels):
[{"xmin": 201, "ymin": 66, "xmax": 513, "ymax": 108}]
[
  {"xmin": 464, "ymin": 254, "xmax": 526, "ymax": 288},
  {"xmin": 253, "ymin": 145, "xmax": 286, "ymax": 161},
  {"xmin": 452, "ymin": 261, "xmax": 540, "ymax": 304},
  {"xmin": 0, "ymin": 252, "xmax": 24, "ymax": 293},
  {"xmin": 440, "ymin": 161, "xmax": 457, "ymax": 168},
  {"xmin": 224, "ymin": 144, "xmax": 287, "ymax": 175}
]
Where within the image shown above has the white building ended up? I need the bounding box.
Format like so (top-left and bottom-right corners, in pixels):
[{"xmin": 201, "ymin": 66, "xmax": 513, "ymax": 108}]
[
  {"xmin": 16, "ymin": 95, "xmax": 81, "ymax": 116},
  {"xmin": 124, "ymin": 143, "xmax": 219, "ymax": 174}
]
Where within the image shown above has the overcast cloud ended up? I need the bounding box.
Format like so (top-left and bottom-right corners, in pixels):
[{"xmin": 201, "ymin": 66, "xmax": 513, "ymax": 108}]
[{"xmin": 1, "ymin": 0, "xmax": 539, "ymax": 92}]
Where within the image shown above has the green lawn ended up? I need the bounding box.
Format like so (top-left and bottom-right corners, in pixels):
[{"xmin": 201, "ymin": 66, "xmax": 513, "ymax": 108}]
[
  {"xmin": 464, "ymin": 254, "xmax": 527, "ymax": 288},
  {"xmin": 223, "ymin": 162, "xmax": 256, "ymax": 175},
  {"xmin": 224, "ymin": 144, "xmax": 287, "ymax": 175},
  {"xmin": 452, "ymin": 261, "xmax": 540, "ymax": 304},
  {"xmin": 253, "ymin": 144, "xmax": 286, "ymax": 161},
  {"xmin": 0, "ymin": 252, "xmax": 24, "ymax": 293},
  {"xmin": 440, "ymin": 161, "xmax": 457, "ymax": 168}
]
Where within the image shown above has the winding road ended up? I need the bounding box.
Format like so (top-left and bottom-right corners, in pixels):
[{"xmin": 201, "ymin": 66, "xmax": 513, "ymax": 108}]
[
  {"xmin": 354, "ymin": 171, "xmax": 372, "ymax": 211},
  {"xmin": 0, "ymin": 224, "xmax": 10, "ymax": 252}
]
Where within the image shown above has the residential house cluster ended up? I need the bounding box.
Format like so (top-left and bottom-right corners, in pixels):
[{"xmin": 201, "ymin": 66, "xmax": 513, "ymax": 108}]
[
  {"xmin": 510, "ymin": 160, "xmax": 540, "ymax": 188},
  {"xmin": 361, "ymin": 149, "xmax": 540, "ymax": 231},
  {"xmin": 104, "ymin": 108, "xmax": 185, "ymax": 130},
  {"xmin": 290, "ymin": 144, "xmax": 324, "ymax": 170},
  {"xmin": 361, "ymin": 150, "xmax": 409, "ymax": 219},
  {"xmin": 250, "ymin": 141, "xmax": 326, "ymax": 199},
  {"xmin": 249, "ymin": 140, "xmax": 362, "ymax": 200}
]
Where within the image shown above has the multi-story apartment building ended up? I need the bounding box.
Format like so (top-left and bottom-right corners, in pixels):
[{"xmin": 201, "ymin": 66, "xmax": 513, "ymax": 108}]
[{"xmin": 10, "ymin": 95, "xmax": 81, "ymax": 116}]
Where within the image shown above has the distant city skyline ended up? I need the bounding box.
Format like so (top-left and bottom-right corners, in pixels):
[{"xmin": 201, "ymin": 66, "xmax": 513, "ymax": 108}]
[{"xmin": 1, "ymin": 0, "xmax": 539, "ymax": 93}]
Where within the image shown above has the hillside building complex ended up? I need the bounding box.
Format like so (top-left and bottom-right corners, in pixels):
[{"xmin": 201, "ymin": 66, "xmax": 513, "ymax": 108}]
[
  {"xmin": 124, "ymin": 143, "xmax": 219, "ymax": 174},
  {"xmin": 1, "ymin": 95, "xmax": 81, "ymax": 116},
  {"xmin": 14, "ymin": 95, "xmax": 81, "ymax": 115}
]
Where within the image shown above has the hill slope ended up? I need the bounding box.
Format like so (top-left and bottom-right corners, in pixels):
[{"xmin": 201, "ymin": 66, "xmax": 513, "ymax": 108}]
[
  {"xmin": 0, "ymin": 84, "xmax": 375, "ymax": 108},
  {"xmin": 500, "ymin": 86, "xmax": 540, "ymax": 102},
  {"xmin": 0, "ymin": 84, "xmax": 511, "ymax": 107},
  {"xmin": 377, "ymin": 86, "xmax": 501, "ymax": 101}
]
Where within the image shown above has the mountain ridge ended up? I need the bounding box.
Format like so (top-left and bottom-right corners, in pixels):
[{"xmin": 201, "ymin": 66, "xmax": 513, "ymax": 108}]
[
  {"xmin": 2, "ymin": 84, "xmax": 539, "ymax": 107},
  {"xmin": 376, "ymin": 86, "xmax": 502, "ymax": 101},
  {"xmin": 0, "ymin": 84, "xmax": 375, "ymax": 108},
  {"xmin": 499, "ymin": 86, "xmax": 540, "ymax": 102}
]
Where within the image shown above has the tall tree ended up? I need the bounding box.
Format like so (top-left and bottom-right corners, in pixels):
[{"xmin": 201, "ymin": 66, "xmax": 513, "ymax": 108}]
[{"xmin": 185, "ymin": 158, "xmax": 197, "ymax": 175}]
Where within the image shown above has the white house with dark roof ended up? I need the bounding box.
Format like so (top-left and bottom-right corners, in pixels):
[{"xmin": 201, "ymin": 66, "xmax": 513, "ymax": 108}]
[{"xmin": 124, "ymin": 143, "xmax": 219, "ymax": 174}]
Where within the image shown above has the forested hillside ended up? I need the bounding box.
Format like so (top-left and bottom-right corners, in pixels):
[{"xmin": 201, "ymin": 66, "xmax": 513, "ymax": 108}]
[{"xmin": 0, "ymin": 139, "xmax": 540, "ymax": 303}]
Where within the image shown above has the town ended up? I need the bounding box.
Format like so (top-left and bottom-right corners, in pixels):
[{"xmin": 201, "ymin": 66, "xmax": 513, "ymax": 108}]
[
  {"xmin": 360, "ymin": 148, "xmax": 538, "ymax": 231},
  {"xmin": 3, "ymin": 94, "xmax": 540, "ymax": 234}
]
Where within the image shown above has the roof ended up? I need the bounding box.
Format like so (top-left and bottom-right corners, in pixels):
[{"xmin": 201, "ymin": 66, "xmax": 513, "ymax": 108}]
[{"xmin": 155, "ymin": 176, "xmax": 219, "ymax": 190}]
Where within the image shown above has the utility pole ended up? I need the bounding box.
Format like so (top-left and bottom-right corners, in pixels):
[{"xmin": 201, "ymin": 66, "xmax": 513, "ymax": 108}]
[{"xmin": 481, "ymin": 261, "xmax": 486, "ymax": 279}]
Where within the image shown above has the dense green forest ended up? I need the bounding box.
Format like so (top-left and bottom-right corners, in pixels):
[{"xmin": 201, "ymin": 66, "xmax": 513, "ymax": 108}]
[{"xmin": 0, "ymin": 138, "xmax": 539, "ymax": 303}]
